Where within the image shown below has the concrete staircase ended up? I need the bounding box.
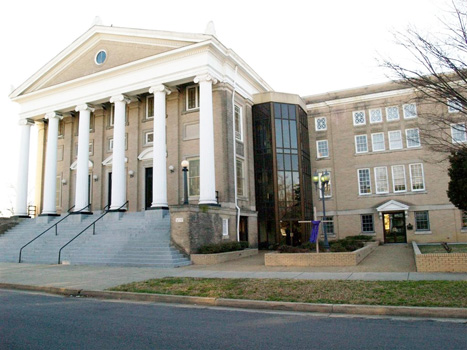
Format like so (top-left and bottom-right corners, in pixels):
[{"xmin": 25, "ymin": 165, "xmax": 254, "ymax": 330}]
[{"xmin": 0, "ymin": 211, "xmax": 191, "ymax": 267}]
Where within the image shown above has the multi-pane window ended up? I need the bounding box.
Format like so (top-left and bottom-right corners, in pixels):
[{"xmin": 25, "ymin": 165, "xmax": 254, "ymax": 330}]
[
  {"xmin": 318, "ymin": 171, "xmax": 332, "ymax": 198},
  {"xmin": 361, "ymin": 214, "xmax": 374, "ymax": 233},
  {"xmin": 146, "ymin": 96, "xmax": 154, "ymax": 119},
  {"xmin": 415, "ymin": 211, "xmax": 430, "ymax": 231},
  {"xmin": 451, "ymin": 123, "xmax": 467, "ymax": 143},
  {"xmin": 316, "ymin": 140, "xmax": 329, "ymax": 158},
  {"xmin": 406, "ymin": 128, "xmax": 421, "ymax": 148},
  {"xmin": 374, "ymin": 166, "xmax": 389, "ymax": 194},
  {"xmin": 315, "ymin": 117, "xmax": 327, "ymax": 131},
  {"xmin": 448, "ymin": 99, "xmax": 462, "ymax": 113},
  {"xmin": 321, "ymin": 216, "xmax": 334, "ymax": 235},
  {"xmin": 186, "ymin": 85, "xmax": 199, "ymax": 110},
  {"xmin": 388, "ymin": 130, "xmax": 403, "ymax": 150},
  {"xmin": 358, "ymin": 168, "xmax": 371, "ymax": 195},
  {"xmin": 410, "ymin": 163, "xmax": 425, "ymax": 191},
  {"xmin": 108, "ymin": 138, "xmax": 114, "ymax": 151},
  {"xmin": 236, "ymin": 158, "xmax": 245, "ymax": 197},
  {"xmin": 403, "ymin": 103, "xmax": 417, "ymax": 119},
  {"xmin": 188, "ymin": 158, "xmax": 200, "ymax": 196},
  {"xmin": 392, "ymin": 165, "xmax": 406, "ymax": 192},
  {"xmin": 462, "ymin": 211, "xmax": 467, "ymax": 229},
  {"xmin": 371, "ymin": 132, "xmax": 385, "ymax": 151},
  {"xmin": 353, "ymin": 111, "xmax": 366, "ymax": 126},
  {"xmin": 234, "ymin": 105, "xmax": 243, "ymax": 141},
  {"xmin": 386, "ymin": 106, "xmax": 400, "ymax": 121},
  {"xmin": 355, "ymin": 135, "xmax": 368, "ymax": 153},
  {"xmin": 369, "ymin": 108, "xmax": 382, "ymax": 123},
  {"xmin": 144, "ymin": 131, "xmax": 154, "ymax": 145},
  {"xmin": 109, "ymin": 105, "xmax": 115, "ymax": 126}
]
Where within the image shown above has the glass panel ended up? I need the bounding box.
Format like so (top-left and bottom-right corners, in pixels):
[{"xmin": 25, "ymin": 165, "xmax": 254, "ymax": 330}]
[
  {"xmin": 291, "ymin": 155, "xmax": 299, "ymax": 171},
  {"xmin": 274, "ymin": 103, "xmax": 281, "ymax": 119},
  {"xmin": 284, "ymin": 154, "xmax": 291, "ymax": 171},
  {"xmin": 285, "ymin": 172, "xmax": 293, "ymax": 202},
  {"xmin": 147, "ymin": 96, "xmax": 154, "ymax": 118},
  {"xmin": 282, "ymin": 120, "xmax": 290, "ymax": 148},
  {"xmin": 275, "ymin": 119, "xmax": 283, "ymax": 148},
  {"xmin": 277, "ymin": 172, "xmax": 285, "ymax": 201},
  {"xmin": 288, "ymin": 105, "xmax": 296, "ymax": 120},
  {"xmin": 276, "ymin": 153, "xmax": 284, "ymax": 170},
  {"xmin": 289, "ymin": 120, "xmax": 297, "ymax": 148},
  {"xmin": 188, "ymin": 159, "xmax": 200, "ymax": 196},
  {"xmin": 281, "ymin": 104, "xmax": 289, "ymax": 119}
]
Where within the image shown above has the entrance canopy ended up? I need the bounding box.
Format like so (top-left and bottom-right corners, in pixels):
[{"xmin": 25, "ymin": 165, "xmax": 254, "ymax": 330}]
[{"xmin": 376, "ymin": 200, "xmax": 410, "ymax": 219}]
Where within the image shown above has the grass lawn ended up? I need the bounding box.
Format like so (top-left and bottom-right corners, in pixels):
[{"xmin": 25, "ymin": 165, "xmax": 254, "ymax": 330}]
[
  {"xmin": 418, "ymin": 244, "xmax": 467, "ymax": 254},
  {"xmin": 110, "ymin": 278, "xmax": 467, "ymax": 308}
]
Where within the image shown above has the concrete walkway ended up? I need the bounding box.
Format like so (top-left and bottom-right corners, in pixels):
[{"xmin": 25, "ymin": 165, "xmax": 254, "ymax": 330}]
[{"xmin": 1, "ymin": 245, "xmax": 466, "ymax": 291}]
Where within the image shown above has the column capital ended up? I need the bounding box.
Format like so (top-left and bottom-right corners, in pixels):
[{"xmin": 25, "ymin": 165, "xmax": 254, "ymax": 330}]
[
  {"xmin": 110, "ymin": 94, "xmax": 131, "ymax": 104},
  {"xmin": 149, "ymin": 85, "xmax": 171, "ymax": 95},
  {"xmin": 18, "ymin": 118, "xmax": 34, "ymax": 126},
  {"xmin": 45, "ymin": 112, "xmax": 63, "ymax": 120},
  {"xmin": 75, "ymin": 104, "xmax": 95, "ymax": 113},
  {"xmin": 194, "ymin": 73, "xmax": 218, "ymax": 85}
]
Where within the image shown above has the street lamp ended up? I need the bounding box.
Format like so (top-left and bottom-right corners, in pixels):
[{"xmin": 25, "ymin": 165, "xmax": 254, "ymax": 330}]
[
  {"xmin": 312, "ymin": 170, "xmax": 330, "ymax": 251},
  {"xmin": 181, "ymin": 160, "xmax": 189, "ymax": 205}
]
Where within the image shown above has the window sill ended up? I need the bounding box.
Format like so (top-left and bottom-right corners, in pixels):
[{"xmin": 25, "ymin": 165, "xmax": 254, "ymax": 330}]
[
  {"xmin": 316, "ymin": 157, "xmax": 330, "ymax": 161},
  {"xmin": 182, "ymin": 108, "xmax": 200, "ymax": 115},
  {"xmin": 354, "ymin": 147, "xmax": 422, "ymax": 156},
  {"xmin": 414, "ymin": 230, "xmax": 432, "ymax": 235},
  {"xmin": 360, "ymin": 232, "xmax": 376, "ymax": 235},
  {"xmin": 358, "ymin": 191, "xmax": 427, "ymax": 198}
]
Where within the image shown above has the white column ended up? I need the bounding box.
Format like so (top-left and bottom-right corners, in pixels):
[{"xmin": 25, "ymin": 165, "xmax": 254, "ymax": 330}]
[
  {"xmin": 15, "ymin": 119, "xmax": 34, "ymax": 217},
  {"xmin": 195, "ymin": 74, "xmax": 218, "ymax": 205},
  {"xmin": 149, "ymin": 85, "xmax": 171, "ymax": 209},
  {"xmin": 109, "ymin": 95, "xmax": 129, "ymax": 210},
  {"xmin": 74, "ymin": 104, "xmax": 94, "ymax": 212},
  {"xmin": 42, "ymin": 112, "xmax": 62, "ymax": 215}
]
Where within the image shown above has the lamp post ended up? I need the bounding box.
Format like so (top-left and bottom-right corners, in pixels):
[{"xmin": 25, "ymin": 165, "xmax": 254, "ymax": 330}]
[
  {"xmin": 312, "ymin": 170, "xmax": 330, "ymax": 251},
  {"xmin": 181, "ymin": 160, "xmax": 189, "ymax": 205}
]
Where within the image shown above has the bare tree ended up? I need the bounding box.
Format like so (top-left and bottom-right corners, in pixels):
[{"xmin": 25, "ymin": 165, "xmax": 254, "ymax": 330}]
[{"xmin": 381, "ymin": 0, "xmax": 467, "ymax": 157}]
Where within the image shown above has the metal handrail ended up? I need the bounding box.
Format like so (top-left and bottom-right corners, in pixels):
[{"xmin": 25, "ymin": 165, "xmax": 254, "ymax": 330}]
[
  {"xmin": 18, "ymin": 204, "xmax": 91, "ymax": 263},
  {"xmin": 58, "ymin": 201, "xmax": 128, "ymax": 264}
]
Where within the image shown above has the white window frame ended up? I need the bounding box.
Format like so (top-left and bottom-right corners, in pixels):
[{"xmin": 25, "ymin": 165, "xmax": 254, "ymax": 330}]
[
  {"xmin": 374, "ymin": 166, "xmax": 389, "ymax": 194},
  {"xmin": 187, "ymin": 157, "xmax": 200, "ymax": 197},
  {"xmin": 409, "ymin": 163, "xmax": 425, "ymax": 191},
  {"xmin": 369, "ymin": 108, "xmax": 383, "ymax": 124},
  {"xmin": 353, "ymin": 111, "xmax": 366, "ymax": 126},
  {"xmin": 234, "ymin": 104, "xmax": 244, "ymax": 142},
  {"xmin": 403, "ymin": 103, "xmax": 417, "ymax": 119},
  {"xmin": 388, "ymin": 130, "xmax": 403, "ymax": 150},
  {"xmin": 371, "ymin": 132, "xmax": 385, "ymax": 152},
  {"xmin": 357, "ymin": 168, "xmax": 372, "ymax": 195},
  {"xmin": 451, "ymin": 123, "xmax": 467, "ymax": 143},
  {"xmin": 315, "ymin": 117, "xmax": 327, "ymax": 131},
  {"xmin": 391, "ymin": 165, "xmax": 407, "ymax": 193},
  {"xmin": 386, "ymin": 106, "xmax": 400, "ymax": 122},
  {"xmin": 186, "ymin": 85, "xmax": 199, "ymax": 111},
  {"xmin": 108, "ymin": 138, "xmax": 114, "ymax": 152},
  {"xmin": 415, "ymin": 211, "xmax": 430, "ymax": 232},
  {"xmin": 144, "ymin": 131, "xmax": 154, "ymax": 145},
  {"xmin": 447, "ymin": 99, "xmax": 462, "ymax": 113},
  {"xmin": 236, "ymin": 158, "xmax": 245, "ymax": 197},
  {"xmin": 406, "ymin": 128, "xmax": 421, "ymax": 148},
  {"xmin": 316, "ymin": 140, "xmax": 329, "ymax": 158},
  {"xmin": 146, "ymin": 95, "xmax": 154, "ymax": 119},
  {"xmin": 355, "ymin": 135, "xmax": 368, "ymax": 153}
]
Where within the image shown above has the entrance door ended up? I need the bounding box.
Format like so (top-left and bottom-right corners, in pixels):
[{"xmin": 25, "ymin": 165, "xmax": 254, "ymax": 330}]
[
  {"xmin": 239, "ymin": 216, "xmax": 248, "ymax": 242},
  {"xmin": 383, "ymin": 212, "xmax": 407, "ymax": 243},
  {"xmin": 107, "ymin": 172, "xmax": 112, "ymax": 208},
  {"xmin": 145, "ymin": 167, "xmax": 153, "ymax": 209}
]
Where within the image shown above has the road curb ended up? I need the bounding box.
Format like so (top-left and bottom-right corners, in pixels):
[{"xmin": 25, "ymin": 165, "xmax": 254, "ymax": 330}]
[{"xmin": 1, "ymin": 283, "xmax": 466, "ymax": 319}]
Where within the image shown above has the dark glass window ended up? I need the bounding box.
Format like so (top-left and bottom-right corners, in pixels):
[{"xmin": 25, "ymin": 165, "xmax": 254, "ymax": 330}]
[
  {"xmin": 415, "ymin": 211, "xmax": 430, "ymax": 231},
  {"xmin": 361, "ymin": 214, "xmax": 374, "ymax": 233}
]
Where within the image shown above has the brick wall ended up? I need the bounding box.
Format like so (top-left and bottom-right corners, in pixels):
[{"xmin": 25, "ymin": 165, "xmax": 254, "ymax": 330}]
[{"xmin": 413, "ymin": 242, "xmax": 467, "ymax": 272}]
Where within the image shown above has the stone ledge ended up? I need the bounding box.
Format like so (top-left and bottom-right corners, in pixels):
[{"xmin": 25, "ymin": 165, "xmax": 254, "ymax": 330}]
[
  {"xmin": 191, "ymin": 248, "xmax": 258, "ymax": 265},
  {"xmin": 264, "ymin": 242, "xmax": 379, "ymax": 267}
]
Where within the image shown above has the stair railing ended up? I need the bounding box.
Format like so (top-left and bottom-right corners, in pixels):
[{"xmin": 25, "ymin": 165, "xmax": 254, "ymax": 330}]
[
  {"xmin": 57, "ymin": 201, "xmax": 128, "ymax": 264},
  {"xmin": 18, "ymin": 204, "xmax": 91, "ymax": 263}
]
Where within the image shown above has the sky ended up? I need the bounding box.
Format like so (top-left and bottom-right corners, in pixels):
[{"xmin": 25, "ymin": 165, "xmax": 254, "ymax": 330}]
[{"xmin": 0, "ymin": 0, "xmax": 451, "ymax": 215}]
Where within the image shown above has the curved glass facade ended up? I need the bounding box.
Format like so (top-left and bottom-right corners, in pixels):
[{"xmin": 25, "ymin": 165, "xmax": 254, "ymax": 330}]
[{"xmin": 253, "ymin": 102, "xmax": 312, "ymax": 248}]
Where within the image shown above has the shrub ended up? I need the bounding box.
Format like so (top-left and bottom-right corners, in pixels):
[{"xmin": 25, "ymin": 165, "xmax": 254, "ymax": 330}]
[
  {"xmin": 277, "ymin": 235, "xmax": 373, "ymax": 253},
  {"xmin": 197, "ymin": 241, "xmax": 249, "ymax": 254}
]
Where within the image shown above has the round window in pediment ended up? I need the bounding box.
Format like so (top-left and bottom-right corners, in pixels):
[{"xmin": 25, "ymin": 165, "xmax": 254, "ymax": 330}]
[{"xmin": 95, "ymin": 50, "xmax": 107, "ymax": 65}]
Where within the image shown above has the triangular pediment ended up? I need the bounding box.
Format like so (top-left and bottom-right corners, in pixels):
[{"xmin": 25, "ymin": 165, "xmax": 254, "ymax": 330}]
[
  {"xmin": 13, "ymin": 25, "xmax": 210, "ymax": 97},
  {"xmin": 376, "ymin": 200, "xmax": 410, "ymax": 212}
]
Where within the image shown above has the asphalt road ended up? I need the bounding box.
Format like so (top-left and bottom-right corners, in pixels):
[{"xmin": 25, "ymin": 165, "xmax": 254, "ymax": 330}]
[{"xmin": 1, "ymin": 290, "xmax": 466, "ymax": 350}]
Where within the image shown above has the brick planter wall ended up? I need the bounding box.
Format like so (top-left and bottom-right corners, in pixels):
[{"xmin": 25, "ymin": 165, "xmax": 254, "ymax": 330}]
[
  {"xmin": 191, "ymin": 248, "xmax": 258, "ymax": 265},
  {"xmin": 413, "ymin": 242, "xmax": 467, "ymax": 272},
  {"xmin": 264, "ymin": 242, "xmax": 378, "ymax": 267}
]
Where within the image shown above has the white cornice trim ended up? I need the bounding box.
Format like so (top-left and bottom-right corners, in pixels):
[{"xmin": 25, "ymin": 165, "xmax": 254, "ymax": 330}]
[{"xmin": 306, "ymin": 87, "xmax": 415, "ymax": 110}]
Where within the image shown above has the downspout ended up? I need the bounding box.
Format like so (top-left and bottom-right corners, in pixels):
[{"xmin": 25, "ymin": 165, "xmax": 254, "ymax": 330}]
[{"xmin": 232, "ymin": 66, "xmax": 240, "ymax": 241}]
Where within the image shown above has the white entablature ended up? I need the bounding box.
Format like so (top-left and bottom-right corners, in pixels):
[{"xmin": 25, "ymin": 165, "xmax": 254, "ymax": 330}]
[{"xmin": 10, "ymin": 25, "xmax": 273, "ymax": 120}]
